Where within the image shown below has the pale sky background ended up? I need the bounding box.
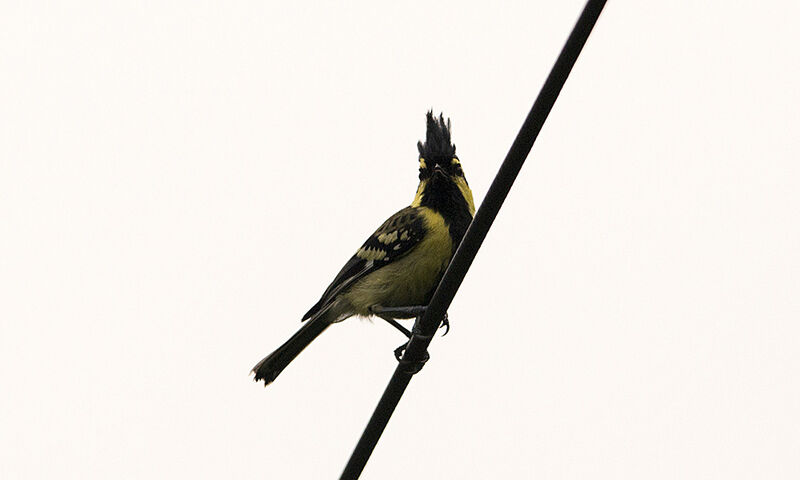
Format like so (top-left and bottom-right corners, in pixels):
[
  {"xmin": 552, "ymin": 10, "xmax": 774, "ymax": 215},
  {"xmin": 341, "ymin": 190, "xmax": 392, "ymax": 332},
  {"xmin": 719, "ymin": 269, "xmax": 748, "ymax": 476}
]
[{"xmin": 2, "ymin": 1, "xmax": 799, "ymax": 479}]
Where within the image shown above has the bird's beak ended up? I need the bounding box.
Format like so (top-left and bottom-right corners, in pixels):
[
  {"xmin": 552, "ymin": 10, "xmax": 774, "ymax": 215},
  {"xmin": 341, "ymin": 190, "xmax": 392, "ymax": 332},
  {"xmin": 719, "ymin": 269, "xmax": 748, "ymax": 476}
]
[{"xmin": 433, "ymin": 165, "xmax": 446, "ymax": 177}]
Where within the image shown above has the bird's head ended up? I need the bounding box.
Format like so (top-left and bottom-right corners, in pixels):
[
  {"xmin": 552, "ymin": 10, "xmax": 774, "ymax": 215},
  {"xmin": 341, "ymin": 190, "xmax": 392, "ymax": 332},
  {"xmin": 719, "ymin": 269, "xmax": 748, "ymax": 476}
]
[{"xmin": 413, "ymin": 111, "xmax": 475, "ymax": 216}]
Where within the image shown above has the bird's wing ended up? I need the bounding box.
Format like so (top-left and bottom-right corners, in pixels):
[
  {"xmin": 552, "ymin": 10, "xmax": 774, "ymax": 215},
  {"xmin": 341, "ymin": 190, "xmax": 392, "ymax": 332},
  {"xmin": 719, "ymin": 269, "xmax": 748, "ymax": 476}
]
[{"xmin": 301, "ymin": 206, "xmax": 427, "ymax": 321}]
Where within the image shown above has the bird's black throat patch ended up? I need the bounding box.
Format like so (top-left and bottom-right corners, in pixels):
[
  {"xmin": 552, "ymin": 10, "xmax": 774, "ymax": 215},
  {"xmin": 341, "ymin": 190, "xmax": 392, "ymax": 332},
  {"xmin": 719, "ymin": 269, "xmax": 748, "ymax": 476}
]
[{"xmin": 420, "ymin": 175, "xmax": 473, "ymax": 253}]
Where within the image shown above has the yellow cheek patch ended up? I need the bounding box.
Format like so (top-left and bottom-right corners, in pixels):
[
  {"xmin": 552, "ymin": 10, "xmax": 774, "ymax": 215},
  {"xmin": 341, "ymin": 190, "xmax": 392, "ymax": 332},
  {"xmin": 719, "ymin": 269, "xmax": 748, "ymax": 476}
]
[
  {"xmin": 451, "ymin": 157, "xmax": 460, "ymax": 165},
  {"xmin": 411, "ymin": 180, "xmax": 427, "ymax": 207},
  {"xmin": 419, "ymin": 158, "xmax": 427, "ymax": 169},
  {"xmin": 454, "ymin": 176, "xmax": 476, "ymax": 216}
]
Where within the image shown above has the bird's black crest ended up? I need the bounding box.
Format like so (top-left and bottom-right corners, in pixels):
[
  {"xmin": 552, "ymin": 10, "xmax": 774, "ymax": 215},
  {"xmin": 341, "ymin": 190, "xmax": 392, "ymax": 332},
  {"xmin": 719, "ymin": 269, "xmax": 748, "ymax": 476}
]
[{"xmin": 417, "ymin": 111, "xmax": 456, "ymax": 161}]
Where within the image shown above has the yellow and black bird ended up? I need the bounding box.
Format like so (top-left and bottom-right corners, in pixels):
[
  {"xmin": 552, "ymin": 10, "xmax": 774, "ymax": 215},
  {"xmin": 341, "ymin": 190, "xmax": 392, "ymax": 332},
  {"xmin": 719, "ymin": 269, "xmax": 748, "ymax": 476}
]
[{"xmin": 252, "ymin": 112, "xmax": 475, "ymax": 385}]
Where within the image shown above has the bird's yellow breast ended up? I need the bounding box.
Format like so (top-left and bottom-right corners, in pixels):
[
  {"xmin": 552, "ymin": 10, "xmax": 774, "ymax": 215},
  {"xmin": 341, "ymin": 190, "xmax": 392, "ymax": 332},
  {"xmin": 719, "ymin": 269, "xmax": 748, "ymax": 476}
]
[{"xmin": 343, "ymin": 207, "xmax": 452, "ymax": 316}]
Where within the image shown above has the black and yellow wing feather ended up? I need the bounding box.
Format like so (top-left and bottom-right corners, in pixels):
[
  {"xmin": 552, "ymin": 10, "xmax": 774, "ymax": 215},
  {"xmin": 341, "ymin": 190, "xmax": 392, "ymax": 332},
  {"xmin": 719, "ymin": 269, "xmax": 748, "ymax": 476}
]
[{"xmin": 301, "ymin": 206, "xmax": 426, "ymax": 321}]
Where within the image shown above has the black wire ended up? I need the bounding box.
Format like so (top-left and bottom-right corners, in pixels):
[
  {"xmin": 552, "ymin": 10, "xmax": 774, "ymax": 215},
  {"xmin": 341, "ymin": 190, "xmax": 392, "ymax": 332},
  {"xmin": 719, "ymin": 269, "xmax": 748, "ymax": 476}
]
[{"xmin": 340, "ymin": 1, "xmax": 607, "ymax": 478}]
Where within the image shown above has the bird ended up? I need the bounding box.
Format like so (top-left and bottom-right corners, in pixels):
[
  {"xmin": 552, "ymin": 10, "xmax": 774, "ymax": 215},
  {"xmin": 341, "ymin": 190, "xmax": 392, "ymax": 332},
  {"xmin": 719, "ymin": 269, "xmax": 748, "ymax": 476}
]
[{"xmin": 252, "ymin": 111, "xmax": 475, "ymax": 386}]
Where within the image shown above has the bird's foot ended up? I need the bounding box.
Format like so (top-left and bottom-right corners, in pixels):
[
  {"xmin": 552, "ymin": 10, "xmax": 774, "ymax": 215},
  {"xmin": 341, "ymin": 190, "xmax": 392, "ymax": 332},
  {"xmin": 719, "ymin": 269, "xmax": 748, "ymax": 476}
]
[
  {"xmin": 394, "ymin": 341, "xmax": 430, "ymax": 373},
  {"xmin": 394, "ymin": 343, "xmax": 406, "ymax": 361}
]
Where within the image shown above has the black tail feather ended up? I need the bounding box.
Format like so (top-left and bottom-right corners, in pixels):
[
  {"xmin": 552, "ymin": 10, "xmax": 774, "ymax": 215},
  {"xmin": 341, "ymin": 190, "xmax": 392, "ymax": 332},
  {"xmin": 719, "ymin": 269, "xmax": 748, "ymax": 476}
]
[{"xmin": 251, "ymin": 316, "xmax": 330, "ymax": 386}]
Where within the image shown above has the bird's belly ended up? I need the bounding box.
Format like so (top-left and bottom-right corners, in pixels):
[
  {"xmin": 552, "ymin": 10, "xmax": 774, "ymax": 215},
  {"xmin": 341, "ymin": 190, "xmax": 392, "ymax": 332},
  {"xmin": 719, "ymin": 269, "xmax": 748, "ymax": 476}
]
[{"xmin": 343, "ymin": 214, "xmax": 452, "ymax": 316}]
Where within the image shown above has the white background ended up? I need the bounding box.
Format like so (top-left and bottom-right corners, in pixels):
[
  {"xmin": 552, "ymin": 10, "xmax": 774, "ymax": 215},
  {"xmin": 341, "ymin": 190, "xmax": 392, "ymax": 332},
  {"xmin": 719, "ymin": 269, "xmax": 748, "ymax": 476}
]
[{"xmin": 2, "ymin": 1, "xmax": 799, "ymax": 478}]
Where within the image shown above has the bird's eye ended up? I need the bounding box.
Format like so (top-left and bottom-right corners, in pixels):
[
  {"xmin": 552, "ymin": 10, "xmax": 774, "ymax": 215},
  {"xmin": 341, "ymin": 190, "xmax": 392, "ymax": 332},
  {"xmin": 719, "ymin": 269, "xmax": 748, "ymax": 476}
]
[{"xmin": 450, "ymin": 158, "xmax": 463, "ymax": 176}]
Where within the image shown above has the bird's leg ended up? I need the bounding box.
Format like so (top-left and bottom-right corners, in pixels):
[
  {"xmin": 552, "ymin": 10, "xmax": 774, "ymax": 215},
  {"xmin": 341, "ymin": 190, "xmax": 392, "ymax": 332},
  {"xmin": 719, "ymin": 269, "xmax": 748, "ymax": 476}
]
[
  {"xmin": 370, "ymin": 305, "xmax": 428, "ymax": 319},
  {"xmin": 371, "ymin": 305, "xmax": 450, "ymax": 336},
  {"xmin": 380, "ymin": 317, "xmax": 412, "ymax": 338},
  {"xmin": 370, "ymin": 306, "xmax": 413, "ymax": 338}
]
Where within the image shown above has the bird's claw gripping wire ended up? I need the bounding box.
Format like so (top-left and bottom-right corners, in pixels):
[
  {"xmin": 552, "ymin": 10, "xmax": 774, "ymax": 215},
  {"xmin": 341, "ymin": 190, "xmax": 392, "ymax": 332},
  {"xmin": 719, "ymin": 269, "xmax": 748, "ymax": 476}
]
[
  {"xmin": 394, "ymin": 343, "xmax": 430, "ymax": 373},
  {"xmin": 371, "ymin": 305, "xmax": 449, "ymax": 373},
  {"xmin": 394, "ymin": 320, "xmax": 432, "ymax": 373},
  {"xmin": 393, "ymin": 343, "xmax": 411, "ymax": 361},
  {"xmin": 439, "ymin": 313, "xmax": 450, "ymax": 336}
]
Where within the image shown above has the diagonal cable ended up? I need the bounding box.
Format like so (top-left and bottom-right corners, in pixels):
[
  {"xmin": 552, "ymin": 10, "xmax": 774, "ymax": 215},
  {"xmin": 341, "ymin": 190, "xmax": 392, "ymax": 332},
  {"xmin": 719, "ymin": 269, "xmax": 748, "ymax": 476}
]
[{"xmin": 340, "ymin": 1, "xmax": 607, "ymax": 478}]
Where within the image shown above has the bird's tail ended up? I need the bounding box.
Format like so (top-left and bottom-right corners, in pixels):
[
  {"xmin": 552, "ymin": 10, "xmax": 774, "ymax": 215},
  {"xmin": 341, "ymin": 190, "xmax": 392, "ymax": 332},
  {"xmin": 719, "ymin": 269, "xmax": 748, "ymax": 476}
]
[{"xmin": 251, "ymin": 310, "xmax": 332, "ymax": 386}]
